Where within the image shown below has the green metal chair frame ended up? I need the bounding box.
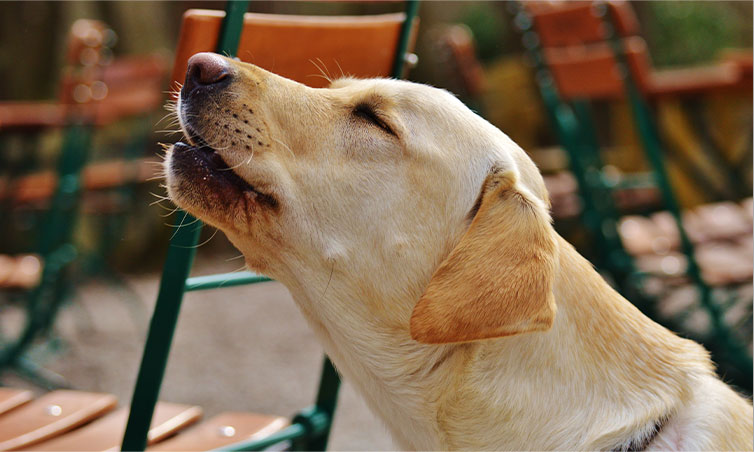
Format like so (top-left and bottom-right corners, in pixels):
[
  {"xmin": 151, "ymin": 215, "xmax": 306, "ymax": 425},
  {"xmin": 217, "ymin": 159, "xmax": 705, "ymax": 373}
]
[
  {"xmin": 512, "ymin": 2, "xmax": 752, "ymax": 391},
  {"xmin": 121, "ymin": 1, "xmax": 419, "ymax": 450}
]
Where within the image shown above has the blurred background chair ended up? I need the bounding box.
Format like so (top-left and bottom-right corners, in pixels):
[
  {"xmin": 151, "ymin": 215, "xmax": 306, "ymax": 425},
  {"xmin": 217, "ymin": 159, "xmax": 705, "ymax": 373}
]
[
  {"xmin": 430, "ymin": 1, "xmax": 753, "ymax": 393},
  {"xmin": 512, "ymin": 0, "xmax": 752, "ymax": 391},
  {"xmin": 0, "ymin": 19, "xmax": 167, "ymax": 386}
]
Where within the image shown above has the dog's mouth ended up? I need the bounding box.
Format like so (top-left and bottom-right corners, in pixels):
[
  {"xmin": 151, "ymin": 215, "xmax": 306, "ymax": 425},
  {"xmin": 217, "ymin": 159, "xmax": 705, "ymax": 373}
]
[{"xmin": 172, "ymin": 125, "xmax": 277, "ymax": 208}]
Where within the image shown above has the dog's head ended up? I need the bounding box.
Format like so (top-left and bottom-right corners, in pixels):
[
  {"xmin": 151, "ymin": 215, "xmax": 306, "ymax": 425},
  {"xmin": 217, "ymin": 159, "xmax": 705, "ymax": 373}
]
[{"xmin": 167, "ymin": 53, "xmax": 558, "ymax": 344}]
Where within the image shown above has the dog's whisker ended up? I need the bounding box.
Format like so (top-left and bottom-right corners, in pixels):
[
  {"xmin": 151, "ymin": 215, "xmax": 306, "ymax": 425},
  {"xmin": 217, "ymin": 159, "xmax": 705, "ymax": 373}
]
[
  {"xmin": 218, "ymin": 153, "xmax": 252, "ymax": 171},
  {"xmin": 271, "ymin": 137, "xmax": 294, "ymax": 158},
  {"xmin": 158, "ymin": 206, "xmax": 181, "ymax": 217},
  {"xmin": 165, "ymin": 216, "xmax": 201, "ymax": 228},
  {"xmin": 149, "ymin": 198, "xmax": 171, "ymax": 207},
  {"xmin": 306, "ymin": 74, "xmax": 335, "ymax": 83},
  {"xmin": 333, "ymin": 59, "xmax": 345, "ymax": 80},
  {"xmin": 149, "ymin": 191, "xmax": 170, "ymax": 200},
  {"xmin": 155, "ymin": 111, "xmax": 178, "ymax": 127},
  {"xmin": 185, "ymin": 227, "xmax": 219, "ymax": 248},
  {"xmin": 169, "ymin": 210, "xmax": 191, "ymax": 240},
  {"xmin": 316, "ymin": 57, "xmax": 333, "ymax": 81},
  {"xmin": 308, "ymin": 58, "xmax": 332, "ymax": 84},
  {"xmin": 152, "ymin": 201, "xmax": 179, "ymax": 214}
]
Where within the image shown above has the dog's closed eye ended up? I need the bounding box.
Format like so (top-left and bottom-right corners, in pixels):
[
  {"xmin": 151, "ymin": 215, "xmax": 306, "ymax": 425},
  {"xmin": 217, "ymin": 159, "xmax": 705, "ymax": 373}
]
[{"xmin": 353, "ymin": 103, "xmax": 396, "ymax": 137}]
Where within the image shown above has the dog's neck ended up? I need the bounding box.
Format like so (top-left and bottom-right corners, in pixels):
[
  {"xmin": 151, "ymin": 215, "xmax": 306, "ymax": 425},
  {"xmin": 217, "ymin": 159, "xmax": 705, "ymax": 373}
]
[{"xmin": 280, "ymin": 234, "xmax": 711, "ymax": 450}]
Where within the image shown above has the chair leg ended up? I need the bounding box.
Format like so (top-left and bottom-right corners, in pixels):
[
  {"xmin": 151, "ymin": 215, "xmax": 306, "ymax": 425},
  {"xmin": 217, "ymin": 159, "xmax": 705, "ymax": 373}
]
[{"xmin": 121, "ymin": 211, "xmax": 202, "ymax": 452}]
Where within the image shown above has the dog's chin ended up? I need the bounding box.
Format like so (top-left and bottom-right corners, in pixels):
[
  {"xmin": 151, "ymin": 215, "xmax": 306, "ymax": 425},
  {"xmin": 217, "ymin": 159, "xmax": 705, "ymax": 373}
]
[{"xmin": 165, "ymin": 142, "xmax": 278, "ymax": 230}]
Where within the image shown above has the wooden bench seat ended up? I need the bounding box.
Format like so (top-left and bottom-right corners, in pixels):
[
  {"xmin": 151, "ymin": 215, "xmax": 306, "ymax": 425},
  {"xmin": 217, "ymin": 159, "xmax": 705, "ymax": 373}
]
[
  {"xmin": 26, "ymin": 404, "xmax": 202, "ymax": 451},
  {"xmin": 148, "ymin": 412, "xmax": 288, "ymax": 451},
  {"xmin": 0, "ymin": 389, "xmax": 33, "ymax": 416},
  {"xmin": 0, "ymin": 389, "xmax": 288, "ymax": 452},
  {"xmin": 0, "ymin": 390, "xmax": 117, "ymax": 451}
]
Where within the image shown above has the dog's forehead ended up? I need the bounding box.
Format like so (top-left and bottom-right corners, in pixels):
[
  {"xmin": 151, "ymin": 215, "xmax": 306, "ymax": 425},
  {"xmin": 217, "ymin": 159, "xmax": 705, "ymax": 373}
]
[{"xmin": 328, "ymin": 78, "xmax": 457, "ymax": 107}]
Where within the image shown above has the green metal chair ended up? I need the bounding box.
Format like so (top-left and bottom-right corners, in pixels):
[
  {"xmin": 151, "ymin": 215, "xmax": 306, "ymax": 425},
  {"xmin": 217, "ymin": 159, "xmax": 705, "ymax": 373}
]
[
  {"xmin": 122, "ymin": 2, "xmax": 419, "ymax": 450},
  {"xmin": 512, "ymin": 1, "xmax": 752, "ymax": 392}
]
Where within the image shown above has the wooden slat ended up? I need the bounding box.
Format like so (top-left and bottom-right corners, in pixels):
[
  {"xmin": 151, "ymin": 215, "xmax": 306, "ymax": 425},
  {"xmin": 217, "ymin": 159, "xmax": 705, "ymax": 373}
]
[
  {"xmin": 0, "ymin": 390, "xmax": 33, "ymax": 417},
  {"xmin": 0, "ymin": 390, "xmax": 117, "ymax": 451},
  {"xmin": 0, "ymin": 102, "xmax": 67, "ymax": 130},
  {"xmin": 89, "ymin": 55, "xmax": 168, "ymax": 125},
  {"xmin": 171, "ymin": 10, "xmax": 414, "ymax": 89},
  {"xmin": 647, "ymin": 63, "xmax": 742, "ymax": 97},
  {"xmin": 0, "ymin": 254, "xmax": 42, "ymax": 290},
  {"xmin": 27, "ymin": 403, "xmax": 202, "ymax": 451},
  {"xmin": 527, "ymin": 1, "xmax": 639, "ymax": 47},
  {"xmin": 148, "ymin": 412, "xmax": 288, "ymax": 451},
  {"xmin": 0, "ymin": 58, "xmax": 166, "ymax": 130},
  {"xmin": 0, "ymin": 157, "xmax": 162, "ymax": 204},
  {"xmin": 543, "ymin": 37, "xmax": 652, "ymax": 100}
]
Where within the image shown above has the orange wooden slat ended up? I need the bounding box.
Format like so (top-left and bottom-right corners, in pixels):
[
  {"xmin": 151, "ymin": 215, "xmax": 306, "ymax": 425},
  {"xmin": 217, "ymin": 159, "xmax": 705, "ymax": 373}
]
[
  {"xmin": 0, "ymin": 390, "xmax": 117, "ymax": 451},
  {"xmin": 0, "ymin": 157, "xmax": 162, "ymax": 204},
  {"xmin": 527, "ymin": 1, "xmax": 639, "ymax": 48},
  {"xmin": 27, "ymin": 403, "xmax": 202, "ymax": 451},
  {"xmin": 0, "ymin": 102, "xmax": 67, "ymax": 130},
  {"xmin": 59, "ymin": 54, "xmax": 168, "ymax": 125},
  {"xmin": 647, "ymin": 63, "xmax": 743, "ymax": 97},
  {"xmin": 171, "ymin": 10, "xmax": 415, "ymax": 89},
  {"xmin": 0, "ymin": 254, "xmax": 42, "ymax": 289},
  {"xmin": 148, "ymin": 412, "xmax": 288, "ymax": 451},
  {"xmin": 0, "ymin": 390, "xmax": 33, "ymax": 417},
  {"xmin": 542, "ymin": 37, "xmax": 651, "ymax": 100}
]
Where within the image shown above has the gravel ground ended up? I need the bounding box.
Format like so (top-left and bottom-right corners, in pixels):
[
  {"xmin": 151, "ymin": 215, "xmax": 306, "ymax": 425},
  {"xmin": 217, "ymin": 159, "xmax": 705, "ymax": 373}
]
[{"xmin": 2, "ymin": 242, "xmax": 395, "ymax": 450}]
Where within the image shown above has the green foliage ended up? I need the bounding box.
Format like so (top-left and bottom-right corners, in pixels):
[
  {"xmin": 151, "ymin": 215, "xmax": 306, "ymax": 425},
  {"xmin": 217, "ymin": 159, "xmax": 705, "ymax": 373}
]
[{"xmin": 642, "ymin": 1, "xmax": 751, "ymax": 67}]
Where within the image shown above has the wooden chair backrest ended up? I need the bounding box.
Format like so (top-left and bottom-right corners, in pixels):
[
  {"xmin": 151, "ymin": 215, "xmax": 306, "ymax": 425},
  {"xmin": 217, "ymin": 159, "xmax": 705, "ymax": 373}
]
[
  {"xmin": 59, "ymin": 19, "xmax": 168, "ymax": 125},
  {"xmin": 542, "ymin": 37, "xmax": 652, "ymax": 99},
  {"xmin": 171, "ymin": 9, "xmax": 419, "ymax": 90},
  {"xmin": 526, "ymin": 1, "xmax": 638, "ymax": 47},
  {"xmin": 86, "ymin": 55, "xmax": 167, "ymax": 125},
  {"xmin": 526, "ymin": 1, "xmax": 651, "ymax": 100}
]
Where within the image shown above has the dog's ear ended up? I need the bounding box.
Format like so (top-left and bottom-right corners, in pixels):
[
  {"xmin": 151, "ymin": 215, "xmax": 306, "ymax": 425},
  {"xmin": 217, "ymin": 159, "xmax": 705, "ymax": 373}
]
[{"xmin": 410, "ymin": 169, "xmax": 558, "ymax": 344}]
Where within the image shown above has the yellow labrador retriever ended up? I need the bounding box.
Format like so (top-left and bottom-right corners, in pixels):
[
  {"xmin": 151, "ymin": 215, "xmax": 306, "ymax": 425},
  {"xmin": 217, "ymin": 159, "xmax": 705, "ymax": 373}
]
[{"xmin": 166, "ymin": 53, "xmax": 753, "ymax": 450}]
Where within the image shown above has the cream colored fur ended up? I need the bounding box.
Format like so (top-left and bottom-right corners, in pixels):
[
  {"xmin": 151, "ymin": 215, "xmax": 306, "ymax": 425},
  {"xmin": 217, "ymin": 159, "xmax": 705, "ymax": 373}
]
[{"xmin": 166, "ymin": 55, "xmax": 753, "ymax": 450}]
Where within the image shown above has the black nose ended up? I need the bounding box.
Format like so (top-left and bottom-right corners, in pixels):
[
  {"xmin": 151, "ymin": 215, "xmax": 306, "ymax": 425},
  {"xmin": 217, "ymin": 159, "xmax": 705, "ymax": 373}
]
[{"xmin": 183, "ymin": 52, "xmax": 231, "ymax": 96}]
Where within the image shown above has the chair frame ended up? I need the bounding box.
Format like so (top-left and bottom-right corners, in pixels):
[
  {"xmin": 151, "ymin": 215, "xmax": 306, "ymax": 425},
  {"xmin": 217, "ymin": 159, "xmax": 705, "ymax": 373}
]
[{"xmin": 121, "ymin": 1, "xmax": 419, "ymax": 450}]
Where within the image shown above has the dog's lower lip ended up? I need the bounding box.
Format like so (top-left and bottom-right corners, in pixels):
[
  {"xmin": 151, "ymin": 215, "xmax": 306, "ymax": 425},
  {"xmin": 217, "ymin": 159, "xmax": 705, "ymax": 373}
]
[{"xmin": 173, "ymin": 141, "xmax": 277, "ymax": 208}]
